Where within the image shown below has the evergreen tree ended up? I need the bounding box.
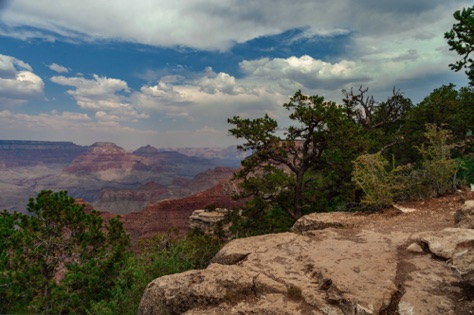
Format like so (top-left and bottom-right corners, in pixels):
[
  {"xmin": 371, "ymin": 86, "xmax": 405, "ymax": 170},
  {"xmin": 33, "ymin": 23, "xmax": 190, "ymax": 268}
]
[
  {"xmin": 445, "ymin": 5, "xmax": 474, "ymax": 84},
  {"xmin": 0, "ymin": 190, "xmax": 131, "ymax": 314}
]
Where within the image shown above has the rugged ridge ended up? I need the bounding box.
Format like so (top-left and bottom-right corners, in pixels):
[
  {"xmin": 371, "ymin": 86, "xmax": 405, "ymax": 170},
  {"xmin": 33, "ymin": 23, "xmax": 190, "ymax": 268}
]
[
  {"xmin": 120, "ymin": 178, "xmax": 244, "ymax": 248},
  {"xmin": 0, "ymin": 140, "xmax": 88, "ymax": 167},
  {"xmin": 0, "ymin": 141, "xmax": 242, "ymax": 213},
  {"xmin": 63, "ymin": 142, "xmax": 145, "ymax": 178},
  {"xmin": 156, "ymin": 145, "xmax": 248, "ymax": 160},
  {"xmin": 93, "ymin": 167, "xmax": 237, "ymax": 214}
]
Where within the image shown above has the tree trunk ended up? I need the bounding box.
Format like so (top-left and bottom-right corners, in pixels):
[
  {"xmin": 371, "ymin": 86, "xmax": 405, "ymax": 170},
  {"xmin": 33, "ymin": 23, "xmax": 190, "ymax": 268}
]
[{"xmin": 293, "ymin": 170, "xmax": 304, "ymax": 219}]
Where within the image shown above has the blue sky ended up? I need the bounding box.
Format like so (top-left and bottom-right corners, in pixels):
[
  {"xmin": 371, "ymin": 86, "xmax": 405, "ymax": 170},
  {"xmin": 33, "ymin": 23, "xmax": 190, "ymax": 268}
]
[{"xmin": 0, "ymin": 0, "xmax": 472, "ymax": 150}]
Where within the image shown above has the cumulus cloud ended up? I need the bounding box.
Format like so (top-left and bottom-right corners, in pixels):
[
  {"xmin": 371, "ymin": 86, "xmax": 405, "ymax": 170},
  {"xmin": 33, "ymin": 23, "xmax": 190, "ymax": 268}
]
[
  {"xmin": 193, "ymin": 67, "xmax": 246, "ymax": 95},
  {"xmin": 240, "ymin": 55, "xmax": 367, "ymax": 91},
  {"xmin": 48, "ymin": 62, "xmax": 69, "ymax": 73},
  {"xmin": 0, "ymin": 54, "xmax": 44, "ymax": 106},
  {"xmin": 51, "ymin": 74, "xmax": 148, "ymax": 121}
]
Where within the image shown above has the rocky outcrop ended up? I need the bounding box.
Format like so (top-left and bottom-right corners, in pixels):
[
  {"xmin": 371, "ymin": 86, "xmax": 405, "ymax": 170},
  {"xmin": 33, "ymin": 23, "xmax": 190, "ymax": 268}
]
[
  {"xmin": 139, "ymin": 194, "xmax": 474, "ymax": 315},
  {"xmin": 63, "ymin": 142, "xmax": 145, "ymax": 180},
  {"xmin": 94, "ymin": 167, "xmax": 237, "ymax": 214},
  {"xmin": 121, "ymin": 179, "xmax": 244, "ymax": 248},
  {"xmin": 139, "ymin": 229, "xmax": 401, "ymax": 314},
  {"xmin": 189, "ymin": 208, "xmax": 229, "ymax": 235},
  {"xmin": 455, "ymin": 200, "xmax": 474, "ymax": 229},
  {"xmin": 411, "ymin": 228, "xmax": 474, "ymax": 286}
]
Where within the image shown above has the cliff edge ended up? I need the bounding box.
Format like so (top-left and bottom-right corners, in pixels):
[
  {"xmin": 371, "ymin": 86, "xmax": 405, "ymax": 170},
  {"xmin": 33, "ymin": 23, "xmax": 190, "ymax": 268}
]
[{"xmin": 139, "ymin": 191, "xmax": 474, "ymax": 315}]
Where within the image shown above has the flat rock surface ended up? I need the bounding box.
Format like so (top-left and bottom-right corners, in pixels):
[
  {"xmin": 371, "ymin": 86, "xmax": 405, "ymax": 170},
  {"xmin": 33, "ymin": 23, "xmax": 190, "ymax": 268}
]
[{"xmin": 139, "ymin": 191, "xmax": 474, "ymax": 315}]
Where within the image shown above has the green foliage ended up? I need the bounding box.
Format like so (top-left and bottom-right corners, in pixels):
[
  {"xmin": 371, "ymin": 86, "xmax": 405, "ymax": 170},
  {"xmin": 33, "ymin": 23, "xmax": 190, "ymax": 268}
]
[
  {"xmin": 1, "ymin": 191, "xmax": 225, "ymax": 315},
  {"xmin": 353, "ymin": 124, "xmax": 462, "ymax": 209},
  {"xmin": 352, "ymin": 153, "xmax": 394, "ymax": 210},
  {"xmin": 227, "ymin": 198, "xmax": 295, "ymax": 237},
  {"xmin": 457, "ymin": 154, "xmax": 474, "ymax": 184},
  {"xmin": 0, "ymin": 190, "xmax": 132, "ymax": 314},
  {"xmin": 228, "ymin": 88, "xmax": 414, "ymax": 232},
  {"xmin": 229, "ymin": 90, "xmax": 353, "ymax": 223},
  {"xmin": 90, "ymin": 228, "xmax": 224, "ymax": 315},
  {"xmin": 416, "ymin": 124, "xmax": 460, "ymax": 196},
  {"xmin": 445, "ymin": 6, "xmax": 474, "ymax": 84}
]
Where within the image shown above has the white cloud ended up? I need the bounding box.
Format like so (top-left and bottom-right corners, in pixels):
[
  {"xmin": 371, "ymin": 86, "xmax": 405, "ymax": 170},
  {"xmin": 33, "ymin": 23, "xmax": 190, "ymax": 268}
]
[
  {"xmin": 51, "ymin": 74, "xmax": 148, "ymax": 121},
  {"xmin": 0, "ymin": 54, "xmax": 44, "ymax": 106},
  {"xmin": 0, "ymin": 0, "xmax": 465, "ymax": 51},
  {"xmin": 240, "ymin": 55, "xmax": 364, "ymax": 91},
  {"xmin": 48, "ymin": 63, "xmax": 69, "ymax": 73},
  {"xmin": 193, "ymin": 67, "xmax": 247, "ymax": 95}
]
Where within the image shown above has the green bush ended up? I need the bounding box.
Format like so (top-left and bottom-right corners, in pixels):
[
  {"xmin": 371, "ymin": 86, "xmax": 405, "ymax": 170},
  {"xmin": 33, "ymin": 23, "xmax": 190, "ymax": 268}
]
[
  {"xmin": 90, "ymin": 228, "xmax": 224, "ymax": 315},
  {"xmin": 457, "ymin": 154, "xmax": 474, "ymax": 186},
  {"xmin": 416, "ymin": 124, "xmax": 460, "ymax": 196},
  {"xmin": 352, "ymin": 124, "xmax": 462, "ymax": 209},
  {"xmin": 352, "ymin": 152, "xmax": 394, "ymax": 210}
]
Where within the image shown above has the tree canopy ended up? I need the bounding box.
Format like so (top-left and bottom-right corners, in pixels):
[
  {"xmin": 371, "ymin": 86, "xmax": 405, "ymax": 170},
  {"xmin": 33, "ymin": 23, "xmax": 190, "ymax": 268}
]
[
  {"xmin": 445, "ymin": 5, "xmax": 474, "ymax": 84},
  {"xmin": 0, "ymin": 190, "xmax": 131, "ymax": 314},
  {"xmin": 228, "ymin": 91, "xmax": 352, "ymax": 221}
]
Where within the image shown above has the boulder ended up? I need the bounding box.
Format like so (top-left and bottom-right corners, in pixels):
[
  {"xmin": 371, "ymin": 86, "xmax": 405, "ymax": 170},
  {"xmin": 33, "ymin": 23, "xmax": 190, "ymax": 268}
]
[
  {"xmin": 455, "ymin": 200, "xmax": 474, "ymax": 229},
  {"xmin": 411, "ymin": 228, "xmax": 474, "ymax": 259},
  {"xmin": 411, "ymin": 228, "xmax": 474, "ymax": 285},
  {"xmin": 290, "ymin": 212, "xmax": 355, "ymax": 233},
  {"xmin": 189, "ymin": 208, "xmax": 229, "ymax": 235}
]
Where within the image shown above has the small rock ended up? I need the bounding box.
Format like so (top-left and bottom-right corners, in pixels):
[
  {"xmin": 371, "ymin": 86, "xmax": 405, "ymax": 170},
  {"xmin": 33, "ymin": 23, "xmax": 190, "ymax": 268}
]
[
  {"xmin": 452, "ymin": 248, "xmax": 474, "ymax": 286},
  {"xmin": 291, "ymin": 212, "xmax": 352, "ymax": 233},
  {"xmin": 189, "ymin": 208, "xmax": 230, "ymax": 236},
  {"xmin": 406, "ymin": 242, "xmax": 424, "ymax": 254},
  {"xmin": 393, "ymin": 204, "xmax": 417, "ymax": 213}
]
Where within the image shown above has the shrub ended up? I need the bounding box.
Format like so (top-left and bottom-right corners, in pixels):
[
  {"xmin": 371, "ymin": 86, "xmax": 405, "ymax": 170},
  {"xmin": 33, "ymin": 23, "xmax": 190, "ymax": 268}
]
[
  {"xmin": 90, "ymin": 228, "xmax": 224, "ymax": 315},
  {"xmin": 287, "ymin": 285, "xmax": 303, "ymax": 300},
  {"xmin": 352, "ymin": 152, "xmax": 394, "ymax": 210},
  {"xmin": 416, "ymin": 124, "xmax": 460, "ymax": 196},
  {"xmin": 353, "ymin": 124, "xmax": 462, "ymax": 209}
]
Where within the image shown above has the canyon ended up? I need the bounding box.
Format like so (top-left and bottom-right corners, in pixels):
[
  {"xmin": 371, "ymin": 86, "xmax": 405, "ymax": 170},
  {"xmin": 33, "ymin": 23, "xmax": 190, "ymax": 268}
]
[{"xmin": 0, "ymin": 140, "xmax": 242, "ymax": 214}]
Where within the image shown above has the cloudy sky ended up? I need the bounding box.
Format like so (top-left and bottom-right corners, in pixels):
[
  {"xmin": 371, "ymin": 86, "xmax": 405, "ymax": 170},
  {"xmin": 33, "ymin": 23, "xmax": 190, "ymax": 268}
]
[{"xmin": 0, "ymin": 0, "xmax": 472, "ymax": 150}]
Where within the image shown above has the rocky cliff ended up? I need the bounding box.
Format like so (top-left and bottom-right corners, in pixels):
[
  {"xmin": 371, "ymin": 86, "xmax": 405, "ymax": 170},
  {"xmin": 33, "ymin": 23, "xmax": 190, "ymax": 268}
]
[
  {"xmin": 120, "ymin": 178, "xmax": 244, "ymax": 248},
  {"xmin": 157, "ymin": 146, "xmax": 248, "ymax": 160},
  {"xmin": 0, "ymin": 140, "xmax": 88, "ymax": 167},
  {"xmin": 93, "ymin": 167, "xmax": 237, "ymax": 214},
  {"xmin": 0, "ymin": 141, "xmax": 241, "ymax": 213},
  {"xmin": 63, "ymin": 142, "xmax": 146, "ymax": 180},
  {"xmin": 139, "ymin": 192, "xmax": 474, "ymax": 315}
]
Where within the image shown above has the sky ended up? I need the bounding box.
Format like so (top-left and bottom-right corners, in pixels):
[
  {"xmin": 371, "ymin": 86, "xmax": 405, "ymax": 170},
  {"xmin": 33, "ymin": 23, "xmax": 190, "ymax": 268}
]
[{"xmin": 0, "ymin": 0, "xmax": 472, "ymax": 151}]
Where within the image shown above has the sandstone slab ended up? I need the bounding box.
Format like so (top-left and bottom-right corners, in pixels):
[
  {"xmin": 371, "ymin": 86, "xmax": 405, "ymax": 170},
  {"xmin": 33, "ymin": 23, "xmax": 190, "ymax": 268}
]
[
  {"xmin": 411, "ymin": 228, "xmax": 474, "ymax": 286},
  {"xmin": 139, "ymin": 230, "xmax": 399, "ymax": 314}
]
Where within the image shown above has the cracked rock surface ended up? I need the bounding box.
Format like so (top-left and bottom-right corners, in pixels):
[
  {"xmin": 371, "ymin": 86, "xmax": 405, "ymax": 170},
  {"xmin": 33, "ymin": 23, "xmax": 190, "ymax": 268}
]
[{"xmin": 139, "ymin": 192, "xmax": 474, "ymax": 314}]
